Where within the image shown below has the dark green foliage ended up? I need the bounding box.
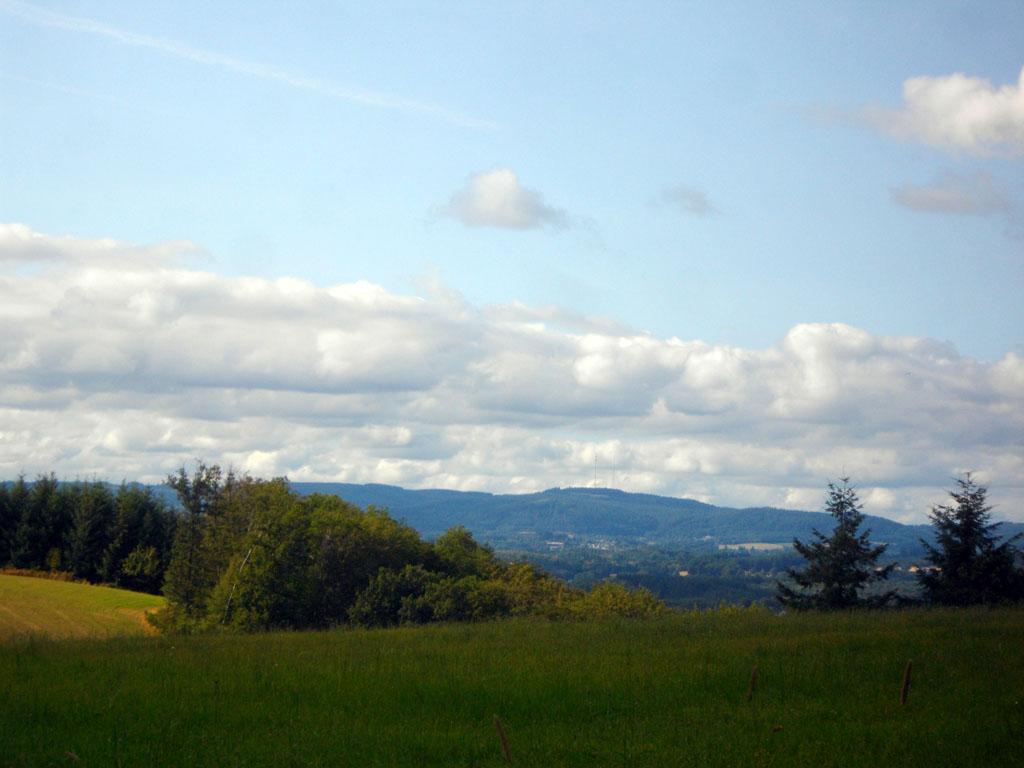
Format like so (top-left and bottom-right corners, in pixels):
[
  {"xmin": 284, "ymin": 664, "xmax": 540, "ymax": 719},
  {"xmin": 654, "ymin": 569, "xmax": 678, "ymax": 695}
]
[
  {"xmin": 0, "ymin": 479, "xmax": 16, "ymax": 564},
  {"xmin": 101, "ymin": 485, "xmax": 174, "ymax": 591},
  {"xmin": 119, "ymin": 545, "xmax": 164, "ymax": 591},
  {"xmin": 69, "ymin": 482, "xmax": 115, "ymax": 580},
  {"xmin": 161, "ymin": 463, "xmax": 224, "ymax": 621},
  {"xmin": 777, "ymin": 478, "xmax": 895, "ymax": 610},
  {"xmin": 153, "ymin": 466, "xmax": 663, "ymax": 633},
  {"xmin": 205, "ymin": 479, "xmax": 313, "ymax": 630},
  {"xmin": 101, "ymin": 485, "xmax": 148, "ymax": 583},
  {"xmin": 348, "ymin": 564, "xmax": 437, "ymax": 627},
  {"xmin": 0, "ymin": 475, "xmax": 175, "ymax": 592},
  {"xmin": 43, "ymin": 478, "xmax": 77, "ymax": 569},
  {"xmin": 348, "ymin": 568, "xmax": 520, "ymax": 627},
  {"xmin": 918, "ymin": 474, "xmax": 1024, "ymax": 605},
  {"xmin": 307, "ymin": 498, "xmax": 436, "ymax": 626},
  {"xmin": 12, "ymin": 474, "xmax": 54, "ymax": 569},
  {"xmin": 434, "ymin": 524, "xmax": 498, "ymax": 577}
]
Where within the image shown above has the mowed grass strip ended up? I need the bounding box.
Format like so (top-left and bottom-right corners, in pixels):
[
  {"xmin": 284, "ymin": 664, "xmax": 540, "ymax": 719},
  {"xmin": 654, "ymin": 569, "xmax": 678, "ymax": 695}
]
[
  {"xmin": 1, "ymin": 607, "xmax": 1022, "ymax": 767},
  {"xmin": 0, "ymin": 574, "xmax": 164, "ymax": 641}
]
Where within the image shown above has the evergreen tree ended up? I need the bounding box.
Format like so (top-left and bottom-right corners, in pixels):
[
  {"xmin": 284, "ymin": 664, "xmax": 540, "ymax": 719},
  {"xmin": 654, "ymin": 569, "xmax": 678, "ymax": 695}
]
[
  {"xmin": 69, "ymin": 482, "xmax": 115, "ymax": 580},
  {"xmin": 0, "ymin": 482, "xmax": 12, "ymax": 565},
  {"xmin": 3, "ymin": 476, "xmax": 29, "ymax": 566},
  {"xmin": 101, "ymin": 484, "xmax": 150, "ymax": 584},
  {"xmin": 46, "ymin": 482, "xmax": 78, "ymax": 570},
  {"xmin": 776, "ymin": 478, "xmax": 895, "ymax": 610},
  {"xmin": 12, "ymin": 475, "xmax": 52, "ymax": 569},
  {"xmin": 139, "ymin": 499, "xmax": 177, "ymax": 582},
  {"xmin": 918, "ymin": 474, "xmax": 1023, "ymax": 605}
]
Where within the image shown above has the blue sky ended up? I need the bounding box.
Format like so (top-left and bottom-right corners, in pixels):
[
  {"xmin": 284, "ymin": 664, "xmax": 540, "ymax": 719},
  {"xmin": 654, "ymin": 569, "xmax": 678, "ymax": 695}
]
[{"xmin": 1, "ymin": 1, "xmax": 1022, "ymax": 519}]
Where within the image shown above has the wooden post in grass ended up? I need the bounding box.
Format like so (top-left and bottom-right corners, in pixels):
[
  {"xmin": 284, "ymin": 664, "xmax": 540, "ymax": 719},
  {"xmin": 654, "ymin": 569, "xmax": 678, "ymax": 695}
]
[
  {"xmin": 493, "ymin": 715, "xmax": 512, "ymax": 763},
  {"xmin": 899, "ymin": 661, "xmax": 912, "ymax": 706},
  {"xmin": 746, "ymin": 665, "xmax": 759, "ymax": 702}
]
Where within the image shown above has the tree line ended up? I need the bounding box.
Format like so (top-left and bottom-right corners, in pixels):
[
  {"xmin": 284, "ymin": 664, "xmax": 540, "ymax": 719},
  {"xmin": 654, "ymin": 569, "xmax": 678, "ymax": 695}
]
[
  {"xmin": 776, "ymin": 474, "xmax": 1024, "ymax": 609},
  {"xmin": 3, "ymin": 467, "xmax": 1020, "ymax": 623},
  {"xmin": 157, "ymin": 464, "xmax": 664, "ymax": 632},
  {"xmin": 1, "ymin": 465, "xmax": 664, "ymax": 631},
  {"xmin": 0, "ymin": 474, "xmax": 175, "ymax": 593}
]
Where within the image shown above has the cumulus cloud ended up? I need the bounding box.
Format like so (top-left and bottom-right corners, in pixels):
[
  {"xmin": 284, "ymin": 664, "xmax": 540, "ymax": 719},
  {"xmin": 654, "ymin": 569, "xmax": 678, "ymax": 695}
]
[
  {"xmin": 660, "ymin": 186, "xmax": 719, "ymax": 217},
  {"xmin": 863, "ymin": 66, "xmax": 1024, "ymax": 156},
  {"xmin": 891, "ymin": 171, "xmax": 1013, "ymax": 215},
  {"xmin": 439, "ymin": 169, "xmax": 566, "ymax": 229},
  {"xmin": 1, "ymin": 224, "xmax": 1022, "ymax": 522},
  {"xmin": 0, "ymin": 222, "xmax": 199, "ymax": 265}
]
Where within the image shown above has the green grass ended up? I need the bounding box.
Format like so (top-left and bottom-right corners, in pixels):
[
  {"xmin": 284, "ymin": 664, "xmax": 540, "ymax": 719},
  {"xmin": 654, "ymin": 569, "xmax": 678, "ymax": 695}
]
[
  {"xmin": 0, "ymin": 574, "xmax": 164, "ymax": 642},
  {"xmin": 2, "ymin": 607, "xmax": 1022, "ymax": 766}
]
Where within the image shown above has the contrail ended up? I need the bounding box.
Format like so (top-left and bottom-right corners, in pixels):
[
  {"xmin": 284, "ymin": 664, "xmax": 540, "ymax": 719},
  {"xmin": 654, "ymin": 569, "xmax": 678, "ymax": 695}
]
[{"xmin": 0, "ymin": 0, "xmax": 497, "ymax": 129}]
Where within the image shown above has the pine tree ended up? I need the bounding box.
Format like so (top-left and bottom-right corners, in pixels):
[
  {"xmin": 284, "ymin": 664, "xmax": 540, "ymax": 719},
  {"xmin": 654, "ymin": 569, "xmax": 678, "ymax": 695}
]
[
  {"xmin": 4, "ymin": 476, "xmax": 29, "ymax": 566},
  {"xmin": 0, "ymin": 482, "xmax": 13, "ymax": 565},
  {"xmin": 776, "ymin": 478, "xmax": 895, "ymax": 610},
  {"xmin": 69, "ymin": 482, "xmax": 115, "ymax": 581},
  {"xmin": 12, "ymin": 475, "xmax": 51, "ymax": 569},
  {"xmin": 100, "ymin": 484, "xmax": 147, "ymax": 584},
  {"xmin": 918, "ymin": 474, "xmax": 1023, "ymax": 605}
]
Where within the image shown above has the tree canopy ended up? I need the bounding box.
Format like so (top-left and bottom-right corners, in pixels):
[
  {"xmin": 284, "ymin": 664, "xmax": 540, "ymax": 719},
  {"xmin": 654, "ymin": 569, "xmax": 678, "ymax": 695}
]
[
  {"xmin": 918, "ymin": 474, "xmax": 1023, "ymax": 605},
  {"xmin": 153, "ymin": 468, "xmax": 665, "ymax": 633},
  {"xmin": 0, "ymin": 475, "xmax": 175, "ymax": 593},
  {"xmin": 776, "ymin": 478, "xmax": 895, "ymax": 610}
]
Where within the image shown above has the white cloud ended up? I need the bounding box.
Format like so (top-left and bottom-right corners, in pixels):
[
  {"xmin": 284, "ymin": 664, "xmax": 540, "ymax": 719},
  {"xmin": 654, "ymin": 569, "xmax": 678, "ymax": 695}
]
[
  {"xmin": 0, "ymin": 222, "xmax": 199, "ymax": 265},
  {"xmin": 439, "ymin": 169, "xmax": 566, "ymax": 229},
  {"xmin": 660, "ymin": 186, "xmax": 719, "ymax": 217},
  {"xmin": 891, "ymin": 172, "xmax": 1013, "ymax": 215},
  {"xmin": 1, "ymin": 224, "xmax": 1022, "ymax": 522},
  {"xmin": 863, "ymin": 66, "xmax": 1024, "ymax": 156}
]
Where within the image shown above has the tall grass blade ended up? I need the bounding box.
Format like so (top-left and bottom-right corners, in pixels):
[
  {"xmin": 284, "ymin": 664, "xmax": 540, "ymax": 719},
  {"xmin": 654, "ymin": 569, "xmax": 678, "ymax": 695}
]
[
  {"xmin": 493, "ymin": 714, "xmax": 512, "ymax": 763},
  {"xmin": 900, "ymin": 660, "xmax": 912, "ymax": 705},
  {"xmin": 746, "ymin": 664, "xmax": 759, "ymax": 702}
]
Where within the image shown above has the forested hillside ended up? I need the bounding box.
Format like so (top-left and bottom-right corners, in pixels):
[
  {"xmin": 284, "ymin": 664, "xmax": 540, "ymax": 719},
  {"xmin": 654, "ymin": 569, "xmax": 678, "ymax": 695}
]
[{"xmin": 290, "ymin": 483, "xmax": 1005, "ymax": 556}]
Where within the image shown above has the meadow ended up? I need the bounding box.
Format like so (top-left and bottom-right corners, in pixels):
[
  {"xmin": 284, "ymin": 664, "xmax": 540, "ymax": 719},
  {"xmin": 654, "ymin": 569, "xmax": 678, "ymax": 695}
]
[
  {"xmin": 1, "ymin": 606, "xmax": 1021, "ymax": 767},
  {"xmin": 0, "ymin": 574, "xmax": 164, "ymax": 642}
]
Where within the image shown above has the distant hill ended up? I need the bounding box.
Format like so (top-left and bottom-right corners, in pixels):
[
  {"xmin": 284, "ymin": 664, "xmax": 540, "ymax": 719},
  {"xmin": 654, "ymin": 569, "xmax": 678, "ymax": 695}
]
[
  {"xmin": 289, "ymin": 483, "xmax": 1006, "ymax": 557},
  {"xmin": 8, "ymin": 478, "xmax": 1021, "ymax": 558}
]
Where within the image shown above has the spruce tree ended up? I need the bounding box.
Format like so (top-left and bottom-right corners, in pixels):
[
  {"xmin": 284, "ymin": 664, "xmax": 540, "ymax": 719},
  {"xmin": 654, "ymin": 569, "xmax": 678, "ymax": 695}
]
[
  {"xmin": 69, "ymin": 482, "xmax": 115, "ymax": 581},
  {"xmin": 776, "ymin": 478, "xmax": 895, "ymax": 610},
  {"xmin": 4, "ymin": 476, "xmax": 29, "ymax": 566},
  {"xmin": 918, "ymin": 473, "xmax": 1023, "ymax": 605},
  {"xmin": 0, "ymin": 482, "xmax": 12, "ymax": 565},
  {"xmin": 100, "ymin": 484, "xmax": 147, "ymax": 584},
  {"xmin": 12, "ymin": 475, "xmax": 51, "ymax": 569}
]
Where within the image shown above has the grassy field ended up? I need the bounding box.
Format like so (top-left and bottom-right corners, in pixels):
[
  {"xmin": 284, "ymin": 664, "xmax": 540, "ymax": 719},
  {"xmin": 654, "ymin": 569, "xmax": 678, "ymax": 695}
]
[
  {"xmin": 0, "ymin": 574, "xmax": 165, "ymax": 642},
  {"xmin": 1, "ymin": 607, "xmax": 1021, "ymax": 767}
]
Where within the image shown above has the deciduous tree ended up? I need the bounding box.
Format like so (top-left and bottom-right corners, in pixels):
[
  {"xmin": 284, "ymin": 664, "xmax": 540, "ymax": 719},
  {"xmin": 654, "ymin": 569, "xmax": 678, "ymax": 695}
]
[{"xmin": 162, "ymin": 463, "xmax": 223, "ymax": 620}]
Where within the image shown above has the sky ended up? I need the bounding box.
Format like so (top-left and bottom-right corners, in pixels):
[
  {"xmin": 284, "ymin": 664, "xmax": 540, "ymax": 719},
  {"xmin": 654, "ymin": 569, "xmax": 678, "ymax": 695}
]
[{"xmin": 1, "ymin": 1, "xmax": 1022, "ymax": 522}]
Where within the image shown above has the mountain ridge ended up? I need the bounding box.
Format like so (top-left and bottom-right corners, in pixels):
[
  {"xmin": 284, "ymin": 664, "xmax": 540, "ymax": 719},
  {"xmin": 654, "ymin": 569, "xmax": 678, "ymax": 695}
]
[{"xmin": 289, "ymin": 482, "xmax": 956, "ymax": 556}]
